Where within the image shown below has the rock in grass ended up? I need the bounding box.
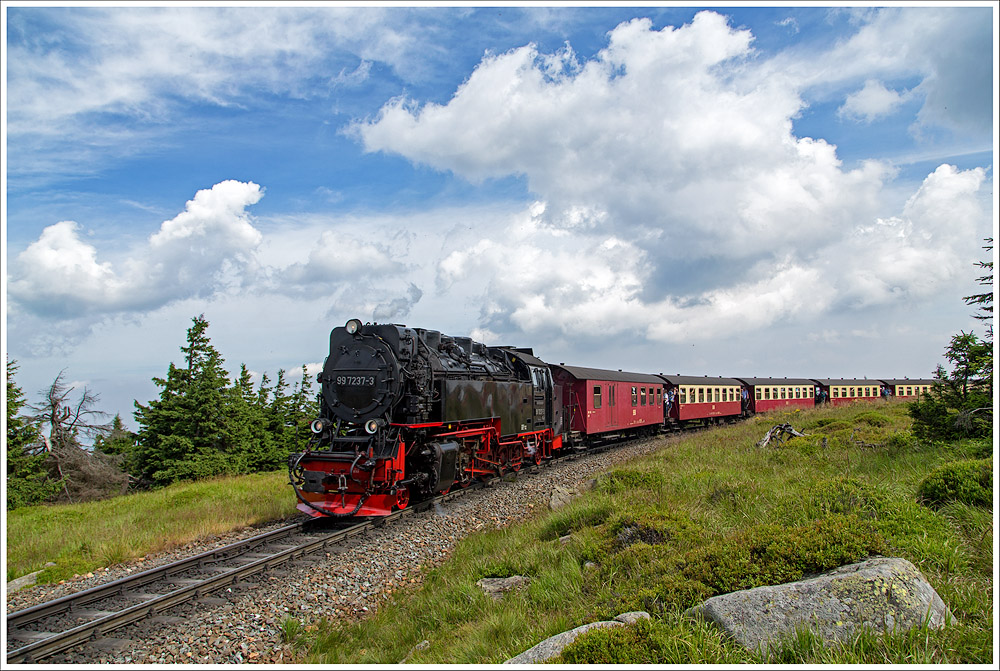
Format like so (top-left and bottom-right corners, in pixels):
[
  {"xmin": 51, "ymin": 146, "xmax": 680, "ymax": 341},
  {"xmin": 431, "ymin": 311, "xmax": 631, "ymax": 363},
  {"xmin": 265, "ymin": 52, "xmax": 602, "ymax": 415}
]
[
  {"xmin": 504, "ymin": 621, "xmax": 623, "ymax": 664},
  {"xmin": 614, "ymin": 611, "xmax": 651, "ymax": 625},
  {"xmin": 685, "ymin": 557, "xmax": 953, "ymax": 653},
  {"xmin": 548, "ymin": 486, "xmax": 578, "ymax": 510},
  {"xmin": 477, "ymin": 576, "xmax": 530, "ymax": 601},
  {"xmin": 503, "ymin": 612, "xmax": 649, "ymax": 664}
]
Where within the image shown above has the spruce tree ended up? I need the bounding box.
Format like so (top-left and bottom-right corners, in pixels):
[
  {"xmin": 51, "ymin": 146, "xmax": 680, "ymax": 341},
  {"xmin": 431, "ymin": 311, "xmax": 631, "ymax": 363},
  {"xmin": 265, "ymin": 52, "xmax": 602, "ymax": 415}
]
[
  {"xmin": 6, "ymin": 359, "xmax": 60, "ymax": 508},
  {"xmin": 133, "ymin": 315, "xmax": 243, "ymax": 485}
]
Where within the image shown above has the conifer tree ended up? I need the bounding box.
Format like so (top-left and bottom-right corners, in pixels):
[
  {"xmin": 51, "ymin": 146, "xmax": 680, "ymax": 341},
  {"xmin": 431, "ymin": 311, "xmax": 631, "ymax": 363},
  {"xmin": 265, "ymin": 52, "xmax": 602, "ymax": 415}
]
[
  {"xmin": 133, "ymin": 315, "xmax": 243, "ymax": 484},
  {"xmin": 909, "ymin": 243, "xmax": 994, "ymax": 442},
  {"xmin": 6, "ymin": 359, "xmax": 60, "ymax": 508}
]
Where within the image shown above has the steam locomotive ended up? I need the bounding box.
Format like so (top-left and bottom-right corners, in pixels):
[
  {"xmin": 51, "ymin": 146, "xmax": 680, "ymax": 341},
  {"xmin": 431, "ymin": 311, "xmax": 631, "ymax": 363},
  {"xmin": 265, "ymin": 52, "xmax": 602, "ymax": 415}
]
[{"xmin": 288, "ymin": 319, "xmax": 932, "ymax": 517}]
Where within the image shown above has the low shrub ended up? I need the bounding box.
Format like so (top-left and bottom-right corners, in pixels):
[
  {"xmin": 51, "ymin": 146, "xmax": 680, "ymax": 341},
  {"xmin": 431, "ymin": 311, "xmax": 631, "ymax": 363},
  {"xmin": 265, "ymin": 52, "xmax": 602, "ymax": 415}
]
[
  {"xmin": 680, "ymin": 515, "xmax": 886, "ymax": 596},
  {"xmin": 604, "ymin": 510, "xmax": 704, "ymax": 550},
  {"xmin": 809, "ymin": 420, "xmax": 852, "ymax": 434},
  {"xmin": 807, "ymin": 477, "xmax": 893, "ymax": 520},
  {"xmin": 559, "ymin": 619, "xmax": 663, "ymax": 663},
  {"xmin": 884, "ymin": 431, "xmax": 918, "ymax": 452},
  {"xmin": 853, "ymin": 411, "xmax": 890, "ymax": 427},
  {"xmin": 917, "ymin": 459, "xmax": 992, "ymax": 508}
]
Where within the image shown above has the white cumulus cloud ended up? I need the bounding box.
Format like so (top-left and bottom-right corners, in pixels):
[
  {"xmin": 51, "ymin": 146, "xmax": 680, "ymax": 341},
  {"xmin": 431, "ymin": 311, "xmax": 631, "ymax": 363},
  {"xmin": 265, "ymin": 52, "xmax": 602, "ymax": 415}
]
[
  {"xmin": 8, "ymin": 180, "xmax": 265, "ymax": 320},
  {"xmin": 839, "ymin": 79, "xmax": 908, "ymax": 122}
]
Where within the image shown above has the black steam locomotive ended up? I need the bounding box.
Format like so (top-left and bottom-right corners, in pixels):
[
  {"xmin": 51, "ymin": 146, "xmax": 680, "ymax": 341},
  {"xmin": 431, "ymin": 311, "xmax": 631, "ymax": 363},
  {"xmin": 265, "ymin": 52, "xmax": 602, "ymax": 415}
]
[{"xmin": 289, "ymin": 319, "xmax": 563, "ymax": 516}]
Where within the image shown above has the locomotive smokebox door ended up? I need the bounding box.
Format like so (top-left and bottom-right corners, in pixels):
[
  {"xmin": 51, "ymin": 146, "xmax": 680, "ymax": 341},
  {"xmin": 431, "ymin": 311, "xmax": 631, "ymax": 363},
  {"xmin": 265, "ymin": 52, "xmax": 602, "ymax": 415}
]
[
  {"xmin": 427, "ymin": 441, "xmax": 460, "ymax": 493},
  {"xmin": 322, "ymin": 324, "xmax": 403, "ymax": 423}
]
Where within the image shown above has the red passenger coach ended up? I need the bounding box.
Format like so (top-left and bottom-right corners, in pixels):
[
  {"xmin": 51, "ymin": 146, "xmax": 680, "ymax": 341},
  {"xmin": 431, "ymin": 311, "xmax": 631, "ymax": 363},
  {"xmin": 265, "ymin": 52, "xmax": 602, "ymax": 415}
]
[
  {"xmin": 737, "ymin": 377, "xmax": 816, "ymax": 413},
  {"xmin": 551, "ymin": 365, "xmax": 665, "ymax": 444},
  {"xmin": 813, "ymin": 379, "xmax": 886, "ymax": 406},
  {"xmin": 658, "ymin": 375, "xmax": 743, "ymax": 427}
]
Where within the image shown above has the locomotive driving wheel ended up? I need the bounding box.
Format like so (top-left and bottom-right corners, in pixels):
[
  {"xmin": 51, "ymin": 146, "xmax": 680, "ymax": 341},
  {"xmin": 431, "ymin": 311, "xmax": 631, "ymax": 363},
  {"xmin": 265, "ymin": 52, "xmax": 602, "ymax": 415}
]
[{"xmin": 395, "ymin": 487, "xmax": 410, "ymax": 510}]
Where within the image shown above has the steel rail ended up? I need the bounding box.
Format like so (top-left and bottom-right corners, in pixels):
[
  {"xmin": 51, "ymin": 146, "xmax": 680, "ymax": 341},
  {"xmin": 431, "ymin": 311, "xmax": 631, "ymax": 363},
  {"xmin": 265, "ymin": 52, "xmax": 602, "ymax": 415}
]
[{"xmin": 6, "ymin": 520, "xmax": 352, "ymax": 663}]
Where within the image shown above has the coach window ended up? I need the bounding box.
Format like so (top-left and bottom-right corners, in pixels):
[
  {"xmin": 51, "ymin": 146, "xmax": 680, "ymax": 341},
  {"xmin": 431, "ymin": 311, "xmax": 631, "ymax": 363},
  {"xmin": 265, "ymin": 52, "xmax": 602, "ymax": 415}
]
[
  {"xmin": 832, "ymin": 388, "xmax": 839, "ymax": 398},
  {"xmin": 755, "ymin": 388, "xmax": 762, "ymax": 400},
  {"xmin": 763, "ymin": 388, "xmax": 769, "ymax": 400},
  {"xmin": 679, "ymin": 388, "xmax": 686, "ymax": 404},
  {"xmin": 808, "ymin": 387, "xmax": 814, "ymax": 397},
  {"xmin": 656, "ymin": 388, "xmax": 662, "ymax": 405},
  {"xmin": 640, "ymin": 388, "xmax": 647, "ymax": 406},
  {"xmin": 593, "ymin": 385, "xmax": 602, "ymax": 409},
  {"xmin": 631, "ymin": 386, "xmax": 638, "ymax": 406},
  {"xmin": 610, "ymin": 386, "xmax": 616, "ymax": 406},
  {"xmin": 906, "ymin": 386, "xmax": 913, "ymax": 396},
  {"xmin": 696, "ymin": 388, "xmax": 702, "ymax": 403}
]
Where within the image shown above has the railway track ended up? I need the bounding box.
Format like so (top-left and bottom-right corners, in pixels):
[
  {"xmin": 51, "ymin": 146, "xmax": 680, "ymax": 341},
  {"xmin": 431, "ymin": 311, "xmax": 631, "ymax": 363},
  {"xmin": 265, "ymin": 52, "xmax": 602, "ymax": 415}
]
[{"xmin": 6, "ymin": 434, "xmax": 665, "ymax": 664}]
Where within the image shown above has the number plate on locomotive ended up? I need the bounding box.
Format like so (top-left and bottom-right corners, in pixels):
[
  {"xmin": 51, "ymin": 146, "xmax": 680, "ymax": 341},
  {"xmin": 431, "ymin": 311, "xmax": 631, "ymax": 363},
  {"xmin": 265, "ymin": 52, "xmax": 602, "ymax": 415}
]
[{"xmin": 336, "ymin": 375, "xmax": 376, "ymax": 386}]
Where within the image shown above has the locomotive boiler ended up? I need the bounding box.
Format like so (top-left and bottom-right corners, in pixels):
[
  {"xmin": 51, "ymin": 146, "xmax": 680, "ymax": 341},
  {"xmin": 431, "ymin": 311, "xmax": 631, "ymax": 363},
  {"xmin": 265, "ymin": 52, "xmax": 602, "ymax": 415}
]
[{"xmin": 289, "ymin": 319, "xmax": 563, "ymax": 517}]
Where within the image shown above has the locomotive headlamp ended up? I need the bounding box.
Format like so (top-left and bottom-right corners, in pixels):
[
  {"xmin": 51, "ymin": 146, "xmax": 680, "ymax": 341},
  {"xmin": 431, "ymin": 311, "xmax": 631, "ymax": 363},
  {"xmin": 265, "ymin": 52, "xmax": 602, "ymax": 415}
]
[
  {"xmin": 310, "ymin": 419, "xmax": 329, "ymax": 434},
  {"xmin": 345, "ymin": 319, "xmax": 363, "ymax": 335},
  {"xmin": 365, "ymin": 418, "xmax": 385, "ymax": 434}
]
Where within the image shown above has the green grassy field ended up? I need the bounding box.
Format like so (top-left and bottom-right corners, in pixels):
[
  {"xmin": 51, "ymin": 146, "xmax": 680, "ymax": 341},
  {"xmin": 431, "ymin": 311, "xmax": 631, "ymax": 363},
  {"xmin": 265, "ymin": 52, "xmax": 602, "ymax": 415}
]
[
  {"xmin": 5, "ymin": 471, "xmax": 299, "ymax": 583},
  {"xmin": 5, "ymin": 401, "xmax": 992, "ymax": 664},
  {"xmin": 280, "ymin": 401, "xmax": 993, "ymax": 664}
]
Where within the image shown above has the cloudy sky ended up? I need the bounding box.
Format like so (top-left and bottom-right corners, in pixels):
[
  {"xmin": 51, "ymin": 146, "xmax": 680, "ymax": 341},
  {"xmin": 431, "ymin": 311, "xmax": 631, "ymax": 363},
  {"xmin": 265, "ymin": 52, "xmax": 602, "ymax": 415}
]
[{"xmin": 3, "ymin": 2, "xmax": 996, "ymax": 428}]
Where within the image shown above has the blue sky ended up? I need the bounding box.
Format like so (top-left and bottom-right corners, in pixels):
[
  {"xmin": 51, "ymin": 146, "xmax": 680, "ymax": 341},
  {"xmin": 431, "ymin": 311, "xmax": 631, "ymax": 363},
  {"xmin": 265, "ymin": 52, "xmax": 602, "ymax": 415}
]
[{"xmin": 3, "ymin": 2, "xmax": 996, "ymax": 429}]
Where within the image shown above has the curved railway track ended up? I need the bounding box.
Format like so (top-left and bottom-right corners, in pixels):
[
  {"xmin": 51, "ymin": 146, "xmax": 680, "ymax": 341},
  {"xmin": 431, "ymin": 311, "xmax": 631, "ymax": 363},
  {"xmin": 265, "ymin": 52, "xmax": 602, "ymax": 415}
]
[{"xmin": 6, "ymin": 433, "xmax": 669, "ymax": 663}]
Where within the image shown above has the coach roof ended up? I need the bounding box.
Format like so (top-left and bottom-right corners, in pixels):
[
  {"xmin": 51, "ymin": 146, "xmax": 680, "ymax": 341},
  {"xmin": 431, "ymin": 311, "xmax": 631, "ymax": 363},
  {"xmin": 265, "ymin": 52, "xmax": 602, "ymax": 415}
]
[
  {"xmin": 735, "ymin": 377, "xmax": 816, "ymax": 386},
  {"xmin": 553, "ymin": 365, "xmax": 665, "ymax": 384},
  {"xmin": 657, "ymin": 374, "xmax": 743, "ymax": 386}
]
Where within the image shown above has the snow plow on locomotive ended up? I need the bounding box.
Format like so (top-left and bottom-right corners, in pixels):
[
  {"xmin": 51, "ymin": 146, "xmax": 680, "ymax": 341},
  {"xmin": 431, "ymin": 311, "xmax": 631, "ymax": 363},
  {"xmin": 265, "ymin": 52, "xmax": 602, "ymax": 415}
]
[{"xmin": 289, "ymin": 319, "xmax": 563, "ymax": 517}]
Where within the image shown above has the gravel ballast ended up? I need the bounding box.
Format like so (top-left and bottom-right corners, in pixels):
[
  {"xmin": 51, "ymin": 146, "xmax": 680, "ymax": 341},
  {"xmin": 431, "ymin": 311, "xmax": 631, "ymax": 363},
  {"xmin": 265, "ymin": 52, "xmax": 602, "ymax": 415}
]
[{"xmin": 7, "ymin": 437, "xmax": 674, "ymax": 664}]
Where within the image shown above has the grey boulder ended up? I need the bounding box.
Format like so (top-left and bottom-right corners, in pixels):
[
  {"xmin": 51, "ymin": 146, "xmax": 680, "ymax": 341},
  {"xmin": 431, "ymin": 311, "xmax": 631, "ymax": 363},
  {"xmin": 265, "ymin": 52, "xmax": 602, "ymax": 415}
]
[{"xmin": 686, "ymin": 557, "xmax": 953, "ymax": 653}]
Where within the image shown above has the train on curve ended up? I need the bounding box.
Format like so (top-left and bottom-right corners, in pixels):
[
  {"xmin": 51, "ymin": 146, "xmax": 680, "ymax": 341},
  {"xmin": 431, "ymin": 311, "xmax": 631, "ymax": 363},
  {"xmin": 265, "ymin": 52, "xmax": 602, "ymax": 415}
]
[{"xmin": 288, "ymin": 319, "xmax": 934, "ymax": 518}]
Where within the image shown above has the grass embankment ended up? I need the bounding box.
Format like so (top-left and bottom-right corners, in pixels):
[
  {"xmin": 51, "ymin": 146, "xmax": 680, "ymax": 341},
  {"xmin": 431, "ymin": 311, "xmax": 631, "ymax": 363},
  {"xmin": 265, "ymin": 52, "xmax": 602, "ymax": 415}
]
[
  {"xmin": 282, "ymin": 401, "xmax": 992, "ymax": 664},
  {"xmin": 6, "ymin": 471, "xmax": 298, "ymax": 583}
]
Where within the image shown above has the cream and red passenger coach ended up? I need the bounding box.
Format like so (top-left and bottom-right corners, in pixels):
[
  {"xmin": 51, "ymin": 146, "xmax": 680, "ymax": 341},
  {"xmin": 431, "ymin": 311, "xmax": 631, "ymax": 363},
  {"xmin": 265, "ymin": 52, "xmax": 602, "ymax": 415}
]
[
  {"xmin": 880, "ymin": 379, "xmax": 936, "ymax": 399},
  {"xmin": 813, "ymin": 379, "xmax": 887, "ymax": 406},
  {"xmin": 657, "ymin": 375, "xmax": 743, "ymax": 427},
  {"xmin": 736, "ymin": 377, "xmax": 815, "ymax": 413}
]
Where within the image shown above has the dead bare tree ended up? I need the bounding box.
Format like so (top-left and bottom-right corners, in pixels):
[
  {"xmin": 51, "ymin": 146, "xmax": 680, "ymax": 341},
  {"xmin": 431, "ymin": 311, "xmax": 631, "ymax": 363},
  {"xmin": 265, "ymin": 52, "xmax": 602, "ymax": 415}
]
[{"xmin": 28, "ymin": 370, "xmax": 128, "ymax": 503}]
